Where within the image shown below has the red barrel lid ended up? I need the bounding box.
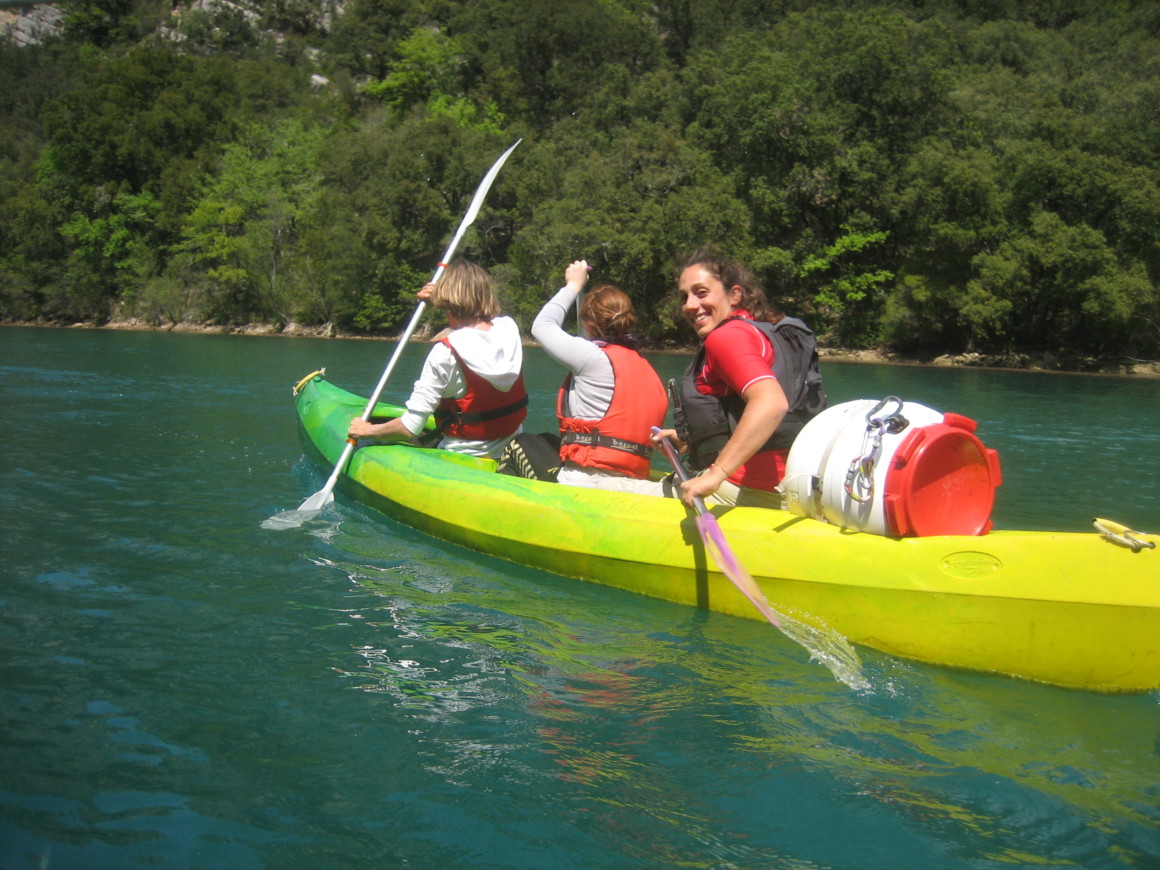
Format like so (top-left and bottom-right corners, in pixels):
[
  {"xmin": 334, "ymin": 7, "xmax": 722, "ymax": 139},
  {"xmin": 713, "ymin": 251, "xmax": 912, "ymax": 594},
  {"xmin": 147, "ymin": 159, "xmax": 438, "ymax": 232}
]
[{"xmin": 882, "ymin": 417, "xmax": 1002, "ymax": 537}]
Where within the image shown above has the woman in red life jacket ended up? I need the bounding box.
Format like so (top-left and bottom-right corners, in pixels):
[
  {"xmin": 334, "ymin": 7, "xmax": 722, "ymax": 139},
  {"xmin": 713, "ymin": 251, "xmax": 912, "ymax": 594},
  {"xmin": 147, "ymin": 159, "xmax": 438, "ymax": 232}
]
[
  {"xmin": 653, "ymin": 251, "xmax": 807, "ymax": 509},
  {"xmin": 531, "ymin": 259, "xmax": 668, "ymax": 494},
  {"xmin": 348, "ymin": 260, "xmax": 527, "ymax": 459}
]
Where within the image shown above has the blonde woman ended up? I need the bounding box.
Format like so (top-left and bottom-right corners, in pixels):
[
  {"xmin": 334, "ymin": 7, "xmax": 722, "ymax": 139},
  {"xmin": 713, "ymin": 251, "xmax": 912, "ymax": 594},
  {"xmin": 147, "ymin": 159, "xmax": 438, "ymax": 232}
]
[{"xmin": 349, "ymin": 260, "xmax": 527, "ymax": 458}]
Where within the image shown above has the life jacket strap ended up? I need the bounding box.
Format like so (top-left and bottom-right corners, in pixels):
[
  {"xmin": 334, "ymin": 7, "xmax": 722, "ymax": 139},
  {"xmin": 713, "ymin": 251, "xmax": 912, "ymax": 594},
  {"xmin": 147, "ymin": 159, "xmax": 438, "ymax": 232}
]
[
  {"xmin": 435, "ymin": 394, "xmax": 529, "ymax": 431},
  {"xmin": 560, "ymin": 429, "xmax": 652, "ymax": 458}
]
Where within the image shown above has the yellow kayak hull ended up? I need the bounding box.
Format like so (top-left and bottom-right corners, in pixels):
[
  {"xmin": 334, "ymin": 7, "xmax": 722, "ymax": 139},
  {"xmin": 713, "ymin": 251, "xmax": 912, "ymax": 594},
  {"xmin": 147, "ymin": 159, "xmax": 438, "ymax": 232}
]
[{"xmin": 295, "ymin": 372, "xmax": 1160, "ymax": 693}]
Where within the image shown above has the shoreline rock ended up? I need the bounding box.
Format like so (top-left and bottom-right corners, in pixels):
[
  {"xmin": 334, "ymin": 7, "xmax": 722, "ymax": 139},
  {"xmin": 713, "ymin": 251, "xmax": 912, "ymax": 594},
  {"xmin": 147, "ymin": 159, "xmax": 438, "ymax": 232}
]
[{"xmin": 5, "ymin": 317, "xmax": 1158, "ymax": 377}]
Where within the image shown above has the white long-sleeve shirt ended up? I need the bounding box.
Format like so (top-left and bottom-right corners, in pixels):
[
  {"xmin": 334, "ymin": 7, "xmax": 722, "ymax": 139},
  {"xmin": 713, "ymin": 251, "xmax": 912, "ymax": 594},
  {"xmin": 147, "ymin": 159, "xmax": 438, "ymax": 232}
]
[{"xmin": 400, "ymin": 315, "xmax": 524, "ymax": 458}]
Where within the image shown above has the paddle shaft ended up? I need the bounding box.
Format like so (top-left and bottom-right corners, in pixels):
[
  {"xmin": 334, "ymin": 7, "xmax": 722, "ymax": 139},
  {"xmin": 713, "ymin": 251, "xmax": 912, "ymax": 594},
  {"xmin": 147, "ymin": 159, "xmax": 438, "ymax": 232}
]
[
  {"xmin": 298, "ymin": 140, "xmax": 522, "ymax": 511},
  {"xmin": 652, "ymin": 429, "xmax": 707, "ymax": 513},
  {"xmin": 651, "ymin": 427, "xmax": 782, "ymax": 630}
]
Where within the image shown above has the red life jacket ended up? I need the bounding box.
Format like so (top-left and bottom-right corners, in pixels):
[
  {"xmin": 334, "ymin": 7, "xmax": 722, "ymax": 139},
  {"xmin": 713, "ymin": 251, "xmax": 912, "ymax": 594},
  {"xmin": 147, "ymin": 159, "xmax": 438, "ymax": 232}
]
[
  {"xmin": 556, "ymin": 343, "xmax": 667, "ymax": 478},
  {"xmin": 435, "ymin": 339, "xmax": 528, "ymax": 440}
]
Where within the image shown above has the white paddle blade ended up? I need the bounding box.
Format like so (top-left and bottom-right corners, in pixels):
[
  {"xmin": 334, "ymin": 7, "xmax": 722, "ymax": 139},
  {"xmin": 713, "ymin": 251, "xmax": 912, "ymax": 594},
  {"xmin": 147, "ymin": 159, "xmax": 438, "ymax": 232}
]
[
  {"xmin": 296, "ymin": 488, "xmax": 335, "ymax": 512},
  {"xmin": 460, "ymin": 139, "xmax": 521, "ymax": 227},
  {"xmin": 261, "ymin": 506, "xmax": 324, "ymax": 530},
  {"xmin": 292, "ymin": 443, "xmax": 355, "ymax": 514}
]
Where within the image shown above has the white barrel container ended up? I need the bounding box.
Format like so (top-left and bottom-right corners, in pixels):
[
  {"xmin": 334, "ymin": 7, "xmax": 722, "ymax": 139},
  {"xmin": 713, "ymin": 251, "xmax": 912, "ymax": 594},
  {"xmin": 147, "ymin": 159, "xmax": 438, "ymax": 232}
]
[{"xmin": 782, "ymin": 398, "xmax": 1001, "ymax": 537}]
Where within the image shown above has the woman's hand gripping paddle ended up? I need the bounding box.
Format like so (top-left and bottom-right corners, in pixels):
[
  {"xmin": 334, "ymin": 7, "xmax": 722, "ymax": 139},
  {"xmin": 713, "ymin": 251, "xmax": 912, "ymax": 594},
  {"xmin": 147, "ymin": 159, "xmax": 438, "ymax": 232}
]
[
  {"xmin": 651, "ymin": 428, "xmax": 871, "ymax": 691},
  {"xmin": 291, "ymin": 140, "xmax": 522, "ymax": 515}
]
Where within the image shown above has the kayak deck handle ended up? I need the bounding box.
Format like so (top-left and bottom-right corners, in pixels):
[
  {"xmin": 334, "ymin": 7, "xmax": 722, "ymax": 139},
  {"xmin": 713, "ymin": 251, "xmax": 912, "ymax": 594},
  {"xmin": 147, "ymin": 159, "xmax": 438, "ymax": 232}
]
[{"xmin": 1093, "ymin": 517, "xmax": 1156, "ymax": 553}]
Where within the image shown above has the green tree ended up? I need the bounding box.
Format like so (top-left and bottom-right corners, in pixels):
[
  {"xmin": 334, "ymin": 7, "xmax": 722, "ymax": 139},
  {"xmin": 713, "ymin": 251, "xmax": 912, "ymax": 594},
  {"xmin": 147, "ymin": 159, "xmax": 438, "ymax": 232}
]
[
  {"xmin": 36, "ymin": 41, "xmax": 316, "ymax": 317},
  {"xmin": 506, "ymin": 117, "xmax": 751, "ymax": 340},
  {"xmin": 882, "ymin": 141, "xmax": 1009, "ymax": 353},
  {"xmin": 52, "ymin": 190, "xmax": 160, "ymax": 320},
  {"xmin": 60, "ymin": 0, "xmax": 169, "ymax": 48},
  {"xmin": 687, "ymin": 10, "xmax": 955, "ymax": 218},
  {"xmin": 362, "ymin": 27, "xmax": 464, "ymax": 113},
  {"xmin": 0, "ymin": 39, "xmax": 79, "ymax": 319},
  {"xmin": 799, "ymin": 225, "xmax": 894, "ymax": 346},
  {"xmin": 325, "ymin": 0, "xmax": 427, "ymax": 80},
  {"xmin": 360, "ymin": 25, "xmax": 508, "ymax": 135},
  {"xmin": 312, "ymin": 114, "xmax": 521, "ymax": 332},
  {"xmin": 3, "ymin": 0, "xmax": 1158, "ymax": 361},
  {"xmin": 965, "ymin": 210, "xmax": 1155, "ymax": 354},
  {"xmin": 178, "ymin": 5, "xmax": 259, "ymax": 54},
  {"xmin": 176, "ymin": 119, "xmax": 324, "ymax": 325},
  {"xmin": 0, "ymin": 176, "xmax": 65, "ymax": 320},
  {"xmin": 449, "ymin": 0, "xmax": 665, "ymax": 124}
]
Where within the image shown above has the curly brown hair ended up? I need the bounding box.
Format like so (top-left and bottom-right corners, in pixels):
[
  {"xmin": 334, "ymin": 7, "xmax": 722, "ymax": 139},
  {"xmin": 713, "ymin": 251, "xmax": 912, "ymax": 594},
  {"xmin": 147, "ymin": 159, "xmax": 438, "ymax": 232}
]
[{"xmin": 681, "ymin": 249, "xmax": 783, "ymax": 322}]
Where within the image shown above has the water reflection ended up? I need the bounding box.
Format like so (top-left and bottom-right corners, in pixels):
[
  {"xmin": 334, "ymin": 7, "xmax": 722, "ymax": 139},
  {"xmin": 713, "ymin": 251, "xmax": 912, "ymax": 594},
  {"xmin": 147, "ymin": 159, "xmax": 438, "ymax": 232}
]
[{"xmin": 316, "ymin": 505, "xmax": 1160, "ymax": 868}]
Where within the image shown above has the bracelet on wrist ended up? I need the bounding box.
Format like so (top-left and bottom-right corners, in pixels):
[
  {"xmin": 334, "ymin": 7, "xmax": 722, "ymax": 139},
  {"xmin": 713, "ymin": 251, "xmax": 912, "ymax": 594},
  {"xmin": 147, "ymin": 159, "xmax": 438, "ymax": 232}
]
[{"xmin": 710, "ymin": 462, "xmax": 732, "ymax": 478}]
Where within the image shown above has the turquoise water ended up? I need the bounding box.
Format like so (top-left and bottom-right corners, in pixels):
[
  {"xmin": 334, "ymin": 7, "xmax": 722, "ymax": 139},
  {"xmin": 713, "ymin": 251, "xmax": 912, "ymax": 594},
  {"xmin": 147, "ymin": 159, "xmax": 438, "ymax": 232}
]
[{"xmin": 1, "ymin": 326, "xmax": 1158, "ymax": 869}]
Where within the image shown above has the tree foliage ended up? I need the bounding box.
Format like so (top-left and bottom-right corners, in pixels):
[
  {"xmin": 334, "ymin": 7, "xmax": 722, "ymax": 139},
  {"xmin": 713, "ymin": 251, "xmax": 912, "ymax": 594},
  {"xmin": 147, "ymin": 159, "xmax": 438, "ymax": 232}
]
[{"xmin": 0, "ymin": 0, "xmax": 1158, "ymax": 360}]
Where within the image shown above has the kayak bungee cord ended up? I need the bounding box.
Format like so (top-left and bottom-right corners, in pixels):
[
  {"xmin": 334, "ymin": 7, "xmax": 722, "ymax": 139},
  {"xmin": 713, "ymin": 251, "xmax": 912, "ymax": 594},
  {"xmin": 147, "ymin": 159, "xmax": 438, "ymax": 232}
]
[{"xmin": 1093, "ymin": 517, "xmax": 1156, "ymax": 553}]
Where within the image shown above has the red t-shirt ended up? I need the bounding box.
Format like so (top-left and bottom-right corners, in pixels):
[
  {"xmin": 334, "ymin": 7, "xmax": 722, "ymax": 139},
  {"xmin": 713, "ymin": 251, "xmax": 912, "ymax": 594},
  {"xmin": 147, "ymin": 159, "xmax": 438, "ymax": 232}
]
[{"xmin": 696, "ymin": 313, "xmax": 786, "ymax": 491}]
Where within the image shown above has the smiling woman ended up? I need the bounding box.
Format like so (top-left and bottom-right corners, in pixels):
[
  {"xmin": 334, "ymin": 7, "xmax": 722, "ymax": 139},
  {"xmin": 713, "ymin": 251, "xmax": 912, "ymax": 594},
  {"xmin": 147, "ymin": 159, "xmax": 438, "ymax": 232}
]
[{"xmin": 656, "ymin": 249, "xmax": 826, "ymax": 510}]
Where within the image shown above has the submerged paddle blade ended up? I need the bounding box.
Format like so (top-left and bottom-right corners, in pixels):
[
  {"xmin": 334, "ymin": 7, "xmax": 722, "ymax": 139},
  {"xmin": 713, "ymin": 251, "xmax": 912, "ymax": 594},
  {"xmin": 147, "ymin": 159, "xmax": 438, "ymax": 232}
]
[
  {"xmin": 293, "ymin": 441, "xmax": 354, "ymax": 514},
  {"xmin": 260, "ymin": 505, "xmax": 327, "ymax": 530},
  {"xmin": 696, "ymin": 511, "xmax": 870, "ymax": 691},
  {"xmin": 296, "ymin": 488, "xmax": 335, "ymax": 513},
  {"xmin": 696, "ymin": 513, "xmax": 781, "ymax": 629},
  {"xmin": 774, "ymin": 612, "xmax": 871, "ymax": 692},
  {"xmin": 264, "ymin": 486, "xmax": 336, "ymax": 529}
]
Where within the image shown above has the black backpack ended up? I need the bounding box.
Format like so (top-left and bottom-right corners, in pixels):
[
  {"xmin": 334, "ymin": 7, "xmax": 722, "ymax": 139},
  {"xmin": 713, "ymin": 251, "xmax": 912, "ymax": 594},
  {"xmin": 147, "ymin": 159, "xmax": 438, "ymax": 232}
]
[{"xmin": 768, "ymin": 316, "xmax": 827, "ymax": 428}]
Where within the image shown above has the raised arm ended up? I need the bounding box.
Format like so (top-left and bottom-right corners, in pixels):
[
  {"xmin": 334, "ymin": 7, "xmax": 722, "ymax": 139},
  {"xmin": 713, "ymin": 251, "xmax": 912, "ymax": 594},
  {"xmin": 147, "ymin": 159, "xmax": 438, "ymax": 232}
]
[{"xmin": 531, "ymin": 260, "xmax": 601, "ymax": 374}]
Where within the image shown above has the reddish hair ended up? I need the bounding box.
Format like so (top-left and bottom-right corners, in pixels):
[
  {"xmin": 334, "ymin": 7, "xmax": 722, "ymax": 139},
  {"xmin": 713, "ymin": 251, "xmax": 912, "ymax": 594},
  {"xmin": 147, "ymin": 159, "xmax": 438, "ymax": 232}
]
[{"xmin": 580, "ymin": 284, "xmax": 638, "ymax": 340}]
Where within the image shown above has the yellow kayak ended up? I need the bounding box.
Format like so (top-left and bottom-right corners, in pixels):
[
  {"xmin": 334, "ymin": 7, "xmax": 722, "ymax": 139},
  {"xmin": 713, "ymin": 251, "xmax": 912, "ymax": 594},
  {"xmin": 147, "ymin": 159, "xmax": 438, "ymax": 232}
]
[{"xmin": 294, "ymin": 371, "xmax": 1160, "ymax": 693}]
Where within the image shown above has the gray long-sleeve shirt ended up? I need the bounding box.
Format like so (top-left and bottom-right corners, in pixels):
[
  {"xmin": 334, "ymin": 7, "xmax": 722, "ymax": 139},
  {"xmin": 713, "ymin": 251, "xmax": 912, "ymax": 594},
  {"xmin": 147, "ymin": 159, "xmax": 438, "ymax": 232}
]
[{"xmin": 531, "ymin": 286, "xmax": 615, "ymax": 419}]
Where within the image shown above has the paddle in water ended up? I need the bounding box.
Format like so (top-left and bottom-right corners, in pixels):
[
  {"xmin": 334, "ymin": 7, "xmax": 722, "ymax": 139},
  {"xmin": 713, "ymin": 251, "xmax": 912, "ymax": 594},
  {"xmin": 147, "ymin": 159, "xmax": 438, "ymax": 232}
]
[
  {"xmin": 652, "ymin": 428, "xmax": 869, "ymax": 691},
  {"xmin": 263, "ymin": 140, "xmax": 522, "ymax": 530}
]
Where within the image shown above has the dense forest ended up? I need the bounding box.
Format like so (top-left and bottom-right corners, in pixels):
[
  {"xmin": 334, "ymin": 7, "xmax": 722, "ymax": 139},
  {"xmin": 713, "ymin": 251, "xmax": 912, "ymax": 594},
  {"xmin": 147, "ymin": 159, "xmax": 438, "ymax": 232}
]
[{"xmin": 1, "ymin": 0, "xmax": 1158, "ymax": 361}]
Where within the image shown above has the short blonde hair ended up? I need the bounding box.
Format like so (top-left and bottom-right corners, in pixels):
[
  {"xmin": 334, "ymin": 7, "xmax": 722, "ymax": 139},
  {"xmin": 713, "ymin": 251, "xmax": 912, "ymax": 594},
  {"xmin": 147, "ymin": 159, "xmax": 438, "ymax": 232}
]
[{"xmin": 432, "ymin": 261, "xmax": 500, "ymax": 321}]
